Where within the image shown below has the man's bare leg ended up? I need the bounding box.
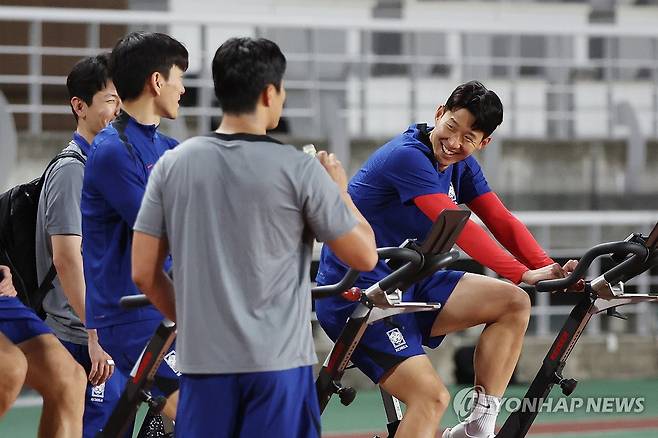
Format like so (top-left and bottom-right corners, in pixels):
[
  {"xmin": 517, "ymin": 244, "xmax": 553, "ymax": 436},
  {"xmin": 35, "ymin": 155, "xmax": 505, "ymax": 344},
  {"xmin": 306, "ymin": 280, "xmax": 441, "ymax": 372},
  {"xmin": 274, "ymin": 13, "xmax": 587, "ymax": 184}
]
[
  {"xmin": 379, "ymin": 355, "xmax": 451, "ymax": 438},
  {"xmin": 431, "ymin": 273, "xmax": 531, "ymax": 396},
  {"xmin": 18, "ymin": 333, "xmax": 86, "ymax": 438},
  {"xmin": 0, "ymin": 332, "xmax": 27, "ymax": 417},
  {"xmin": 163, "ymin": 390, "xmax": 178, "ymax": 420},
  {"xmin": 433, "ymin": 273, "xmax": 530, "ymax": 437}
]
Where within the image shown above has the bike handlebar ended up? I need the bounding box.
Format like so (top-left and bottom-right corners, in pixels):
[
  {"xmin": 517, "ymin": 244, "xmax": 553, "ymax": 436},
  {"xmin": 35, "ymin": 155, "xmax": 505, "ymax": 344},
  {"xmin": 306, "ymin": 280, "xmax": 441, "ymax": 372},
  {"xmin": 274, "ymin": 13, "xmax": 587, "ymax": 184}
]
[
  {"xmin": 121, "ymin": 246, "xmax": 451, "ymax": 306},
  {"xmin": 535, "ymin": 241, "xmax": 649, "ymax": 292},
  {"xmin": 120, "ymin": 294, "xmax": 151, "ymax": 308},
  {"xmin": 312, "ymin": 247, "xmax": 423, "ymax": 299},
  {"xmin": 311, "ymin": 247, "xmax": 461, "ymax": 299}
]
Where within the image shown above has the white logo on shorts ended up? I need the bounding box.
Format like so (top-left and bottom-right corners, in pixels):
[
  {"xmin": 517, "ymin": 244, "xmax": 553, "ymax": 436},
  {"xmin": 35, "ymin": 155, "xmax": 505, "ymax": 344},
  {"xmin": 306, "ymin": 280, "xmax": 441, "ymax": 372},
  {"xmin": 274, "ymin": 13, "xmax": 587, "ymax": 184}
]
[
  {"xmin": 386, "ymin": 328, "xmax": 408, "ymax": 352},
  {"xmin": 448, "ymin": 183, "xmax": 457, "ymax": 204},
  {"xmin": 91, "ymin": 382, "xmax": 105, "ymax": 403},
  {"xmin": 164, "ymin": 350, "xmax": 182, "ymax": 376}
]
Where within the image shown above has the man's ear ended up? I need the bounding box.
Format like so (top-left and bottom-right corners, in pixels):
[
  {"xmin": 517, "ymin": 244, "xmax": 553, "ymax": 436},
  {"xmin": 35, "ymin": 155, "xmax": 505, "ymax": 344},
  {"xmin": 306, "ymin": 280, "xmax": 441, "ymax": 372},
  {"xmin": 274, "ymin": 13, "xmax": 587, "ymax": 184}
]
[
  {"xmin": 479, "ymin": 136, "xmax": 492, "ymax": 150},
  {"xmin": 71, "ymin": 97, "xmax": 86, "ymax": 120},
  {"xmin": 149, "ymin": 71, "xmax": 163, "ymax": 96},
  {"xmin": 262, "ymin": 84, "xmax": 276, "ymax": 107},
  {"xmin": 435, "ymin": 105, "xmax": 445, "ymax": 122}
]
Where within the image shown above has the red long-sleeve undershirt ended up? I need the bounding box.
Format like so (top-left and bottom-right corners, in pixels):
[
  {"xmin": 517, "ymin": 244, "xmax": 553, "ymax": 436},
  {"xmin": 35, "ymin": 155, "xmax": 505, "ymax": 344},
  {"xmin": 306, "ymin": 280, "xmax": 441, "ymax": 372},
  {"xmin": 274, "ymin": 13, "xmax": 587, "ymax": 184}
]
[{"xmin": 414, "ymin": 192, "xmax": 554, "ymax": 284}]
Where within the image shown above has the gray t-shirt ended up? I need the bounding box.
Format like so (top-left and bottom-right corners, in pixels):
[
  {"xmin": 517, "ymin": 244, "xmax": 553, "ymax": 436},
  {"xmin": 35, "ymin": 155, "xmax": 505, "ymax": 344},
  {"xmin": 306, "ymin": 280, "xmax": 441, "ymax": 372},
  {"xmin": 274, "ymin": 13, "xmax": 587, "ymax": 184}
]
[
  {"xmin": 134, "ymin": 133, "xmax": 357, "ymax": 374},
  {"xmin": 36, "ymin": 141, "xmax": 87, "ymax": 345}
]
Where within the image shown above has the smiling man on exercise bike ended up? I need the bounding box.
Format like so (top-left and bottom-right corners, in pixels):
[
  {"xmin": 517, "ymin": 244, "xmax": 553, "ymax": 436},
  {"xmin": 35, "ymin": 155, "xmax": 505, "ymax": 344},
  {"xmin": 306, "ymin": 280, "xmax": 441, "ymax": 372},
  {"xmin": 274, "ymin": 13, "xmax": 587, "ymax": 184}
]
[{"xmin": 315, "ymin": 80, "xmax": 576, "ymax": 438}]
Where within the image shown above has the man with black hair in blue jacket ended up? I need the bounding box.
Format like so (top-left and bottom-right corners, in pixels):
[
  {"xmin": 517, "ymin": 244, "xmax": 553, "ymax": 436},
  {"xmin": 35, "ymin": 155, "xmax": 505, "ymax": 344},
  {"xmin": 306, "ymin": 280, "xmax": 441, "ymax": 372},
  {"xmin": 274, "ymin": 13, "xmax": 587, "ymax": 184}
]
[{"xmin": 81, "ymin": 31, "xmax": 187, "ymax": 420}]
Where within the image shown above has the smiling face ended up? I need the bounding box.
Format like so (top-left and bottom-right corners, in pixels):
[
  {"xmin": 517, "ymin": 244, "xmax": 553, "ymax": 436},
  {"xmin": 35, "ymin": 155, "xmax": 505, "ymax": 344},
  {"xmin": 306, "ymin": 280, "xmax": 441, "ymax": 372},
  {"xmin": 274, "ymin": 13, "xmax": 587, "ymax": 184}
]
[
  {"xmin": 430, "ymin": 106, "xmax": 491, "ymax": 170},
  {"xmin": 86, "ymin": 81, "xmax": 120, "ymax": 135},
  {"xmin": 71, "ymin": 79, "xmax": 120, "ymax": 140}
]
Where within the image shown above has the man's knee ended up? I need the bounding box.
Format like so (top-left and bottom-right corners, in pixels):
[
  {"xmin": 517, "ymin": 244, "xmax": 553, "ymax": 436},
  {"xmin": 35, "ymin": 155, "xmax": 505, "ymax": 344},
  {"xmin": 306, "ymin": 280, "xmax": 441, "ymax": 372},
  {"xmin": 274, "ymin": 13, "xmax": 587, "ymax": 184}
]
[
  {"xmin": 500, "ymin": 283, "xmax": 531, "ymax": 318},
  {"xmin": 43, "ymin": 355, "xmax": 86, "ymax": 400},
  {"xmin": 0, "ymin": 351, "xmax": 27, "ymax": 412},
  {"xmin": 62, "ymin": 360, "xmax": 87, "ymax": 396},
  {"xmin": 406, "ymin": 378, "xmax": 451, "ymax": 418}
]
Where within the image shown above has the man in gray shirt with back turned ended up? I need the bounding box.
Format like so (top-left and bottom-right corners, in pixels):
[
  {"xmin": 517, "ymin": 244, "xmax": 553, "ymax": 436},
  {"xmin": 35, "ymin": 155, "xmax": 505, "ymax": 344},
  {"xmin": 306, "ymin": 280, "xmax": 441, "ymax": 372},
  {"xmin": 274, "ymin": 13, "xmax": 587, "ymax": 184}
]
[{"xmin": 131, "ymin": 37, "xmax": 377, "ymax": 438}]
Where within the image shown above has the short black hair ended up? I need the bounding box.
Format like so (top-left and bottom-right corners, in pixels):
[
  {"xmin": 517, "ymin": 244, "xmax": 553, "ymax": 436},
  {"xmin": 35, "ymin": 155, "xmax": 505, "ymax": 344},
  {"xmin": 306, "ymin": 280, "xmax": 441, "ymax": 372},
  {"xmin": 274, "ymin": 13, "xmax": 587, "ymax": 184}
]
[
  {"xmin": 212, "ymin": 37, "xmax": 287, "ymax": 115},
  {"xmin": 444, "ymin": 80, "xmax": 503, "ymax": 138},
  {"xmin": 66, "ymin": 53, "xmax": 111, "ymax": 121},
  {"xmin": 109, "ymin": 32, "xmax": 188, "ymax": 101}
]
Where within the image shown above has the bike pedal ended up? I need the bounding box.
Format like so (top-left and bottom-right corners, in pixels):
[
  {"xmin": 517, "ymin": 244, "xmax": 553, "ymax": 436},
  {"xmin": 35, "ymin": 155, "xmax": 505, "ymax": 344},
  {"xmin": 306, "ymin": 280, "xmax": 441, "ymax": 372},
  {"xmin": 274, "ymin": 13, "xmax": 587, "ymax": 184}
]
[
  {"xmin": 338, "ymin": 386, "xmax": 357, "ymax": 406},
  {"xmin": 560, "ymin": 378, "xmax": 578, "ymax": 396},
  {"xmin": 140, "ymin": 390, "xmax": 167, "ymax": 413}
]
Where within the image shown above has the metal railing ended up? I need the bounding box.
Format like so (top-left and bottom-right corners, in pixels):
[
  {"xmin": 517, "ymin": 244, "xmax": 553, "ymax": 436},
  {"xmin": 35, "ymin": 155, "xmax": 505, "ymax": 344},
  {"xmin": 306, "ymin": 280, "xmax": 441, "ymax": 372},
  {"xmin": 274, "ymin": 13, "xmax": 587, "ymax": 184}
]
[
  {"xmin": 1, "ymin": 6, "xmax": 656, "ymax": 337},
  {"xmin": 1, "ymin": 5, "xmax": 658, "ymax": 142}
]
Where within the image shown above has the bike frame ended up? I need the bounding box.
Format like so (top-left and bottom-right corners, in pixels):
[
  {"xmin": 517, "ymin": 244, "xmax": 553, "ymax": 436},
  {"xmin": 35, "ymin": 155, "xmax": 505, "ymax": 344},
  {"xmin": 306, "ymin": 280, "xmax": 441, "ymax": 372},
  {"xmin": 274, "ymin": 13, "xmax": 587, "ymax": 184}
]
[
  {"xmin": 316, "ymin": 210, "xmax": 471, "ymax": 415},
  {"xmin": 96, "ymin": 318, "xmax": 176, "ymax": 438}
]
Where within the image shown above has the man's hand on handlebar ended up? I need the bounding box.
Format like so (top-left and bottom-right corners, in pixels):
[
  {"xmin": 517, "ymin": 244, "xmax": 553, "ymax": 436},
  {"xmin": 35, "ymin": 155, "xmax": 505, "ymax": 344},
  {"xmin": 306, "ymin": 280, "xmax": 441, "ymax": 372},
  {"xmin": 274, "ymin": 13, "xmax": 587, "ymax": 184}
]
[
  {"xmin": 521, "ymin": 263, "xmax": 565, "ymax": 285},
  {"xmin": 521, "ymin": 259, "xmax": 578, "ymax": 286},
  {"xmin": 562, "ymin": 259, "xmax": 578, "ymax": 275},
  {"xmin": 561, "ymin": 259, "xmax": 585, "ymax": 291},
  {"xmin": 522, "ymin": 259, "xmax": 584, "ymax": 289}
]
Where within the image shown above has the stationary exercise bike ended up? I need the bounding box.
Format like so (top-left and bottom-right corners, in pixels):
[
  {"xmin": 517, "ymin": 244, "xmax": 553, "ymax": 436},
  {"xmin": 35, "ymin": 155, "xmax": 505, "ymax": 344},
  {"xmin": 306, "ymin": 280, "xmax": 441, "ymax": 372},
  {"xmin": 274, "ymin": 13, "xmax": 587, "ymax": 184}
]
[
  {"xmin": 313, "ymin": 209, "xmax": 471, "ymax": 436},
  {"xmin": 494, "ymin": 220, "xmax": 658, "ymax": 437},
  {"xmin": 315, "ymin": 218, "xmax": 658, "ymax": 438}
]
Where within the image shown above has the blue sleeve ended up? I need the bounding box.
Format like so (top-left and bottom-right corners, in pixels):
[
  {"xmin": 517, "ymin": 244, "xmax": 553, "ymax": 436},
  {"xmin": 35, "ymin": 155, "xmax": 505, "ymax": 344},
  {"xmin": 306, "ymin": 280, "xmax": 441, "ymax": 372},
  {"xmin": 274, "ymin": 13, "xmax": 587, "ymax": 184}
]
[
  {"xmin": 456, "ymin": 156, "xmax": 491, "ymax": 204},
  {"xmin": 384, "ymin": 145, "xmax": 451, "ymax": 204},
  {"xmin": 88, "ymin": 136, "xmax": 146, "ymax": 227}
]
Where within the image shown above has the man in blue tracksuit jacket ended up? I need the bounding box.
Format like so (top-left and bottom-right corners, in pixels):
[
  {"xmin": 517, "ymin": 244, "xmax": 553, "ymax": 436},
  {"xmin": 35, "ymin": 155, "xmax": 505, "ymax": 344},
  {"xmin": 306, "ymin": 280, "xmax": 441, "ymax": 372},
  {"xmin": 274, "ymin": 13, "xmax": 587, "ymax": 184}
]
[{"xmin": 81, "ymin": 31, "xmax": 188, "ymax": 422}]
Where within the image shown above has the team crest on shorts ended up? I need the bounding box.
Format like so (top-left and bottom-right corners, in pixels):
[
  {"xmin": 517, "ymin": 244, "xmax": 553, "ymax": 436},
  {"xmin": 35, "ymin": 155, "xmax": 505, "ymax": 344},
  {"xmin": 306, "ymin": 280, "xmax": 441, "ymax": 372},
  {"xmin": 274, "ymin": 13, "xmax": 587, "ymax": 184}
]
[
  {"xmin": 386, "ymin": 328, "xmax": 408, "ymax": 352},
  {"xmin": 448, "ymin": 183, "xmax": 457, "ymax": 204},
  {"xmin": 91, "ymin": 383, "xmax": 105, "ymax": 403},
  {"xmin": 164, "ymin": 350, "xmax": 182, "ymax": 376}
]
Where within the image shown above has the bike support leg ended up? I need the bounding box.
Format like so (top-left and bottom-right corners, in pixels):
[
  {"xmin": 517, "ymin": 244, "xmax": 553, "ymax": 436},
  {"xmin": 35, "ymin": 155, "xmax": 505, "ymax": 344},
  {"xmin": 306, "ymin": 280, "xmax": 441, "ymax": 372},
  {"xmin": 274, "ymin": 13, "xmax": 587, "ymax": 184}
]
[{"xmin": 380, "ymin": 388, "xmax": 403, "ymax": 437}]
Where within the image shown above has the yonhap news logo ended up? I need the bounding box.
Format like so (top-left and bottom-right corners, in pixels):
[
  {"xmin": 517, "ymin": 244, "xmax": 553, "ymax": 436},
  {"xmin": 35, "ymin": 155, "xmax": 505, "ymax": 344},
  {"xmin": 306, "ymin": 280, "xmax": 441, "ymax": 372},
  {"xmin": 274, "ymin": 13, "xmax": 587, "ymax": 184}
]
[{"xmin": 452, "ymin": 385, "xmax": 645, "ymax": 422}]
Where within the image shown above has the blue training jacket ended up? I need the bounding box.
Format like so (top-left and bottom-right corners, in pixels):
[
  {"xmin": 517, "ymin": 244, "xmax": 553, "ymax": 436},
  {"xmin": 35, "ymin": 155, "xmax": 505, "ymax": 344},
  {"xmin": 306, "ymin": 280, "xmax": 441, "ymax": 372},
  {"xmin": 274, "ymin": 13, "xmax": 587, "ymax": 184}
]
[{"xmin": 81, "ymin": 111, "xmax": 176, "ymax": 329}]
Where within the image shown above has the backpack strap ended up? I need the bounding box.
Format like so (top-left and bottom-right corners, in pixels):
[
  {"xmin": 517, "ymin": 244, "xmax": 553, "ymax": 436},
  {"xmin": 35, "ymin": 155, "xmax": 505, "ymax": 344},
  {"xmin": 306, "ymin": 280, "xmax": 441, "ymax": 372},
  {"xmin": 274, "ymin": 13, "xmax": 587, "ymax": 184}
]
[
  {"xmin": 36, "ymin": 148, "xmax": 87, "ymax": 296},
  {"xmin": 35, "ymin": 265, "xmax": 57, "ymax": 299},
  {"xmin": 42, "ymin": 149, "xmax": 86, "ymax": 180}
]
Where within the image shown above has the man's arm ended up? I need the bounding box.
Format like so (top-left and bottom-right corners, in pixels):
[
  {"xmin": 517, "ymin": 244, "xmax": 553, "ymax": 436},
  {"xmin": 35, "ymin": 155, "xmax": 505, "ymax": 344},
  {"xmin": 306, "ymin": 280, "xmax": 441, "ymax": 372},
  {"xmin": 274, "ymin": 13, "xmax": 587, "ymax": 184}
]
[
  {"xmin": 131, "ymin": 157, "xmax": 174, "ymax": 318},
  {"xmin": 46, "ymin": 160, "xmax": 116, "ymax": 386},
  {"xmin": 51, "ymin": 235, "xmax": 85, "ymax": 322},
  {"xmin": 414, "ymin": 193, "xmax": 564, "ymax": 284},
  {"xmin": 315, "ymin": 151, "xmax": 377, "ymax": 272},
  {"xmin": 467, "ymin": 192, "xmax": 554, "ymax": 269},
  {"xmin": 326, "ymin": 192, "xmax": 377, "ymax": 272},
  {"xmin": 131, "ymin": 232, "xmax": 176, "ymax": 322}
]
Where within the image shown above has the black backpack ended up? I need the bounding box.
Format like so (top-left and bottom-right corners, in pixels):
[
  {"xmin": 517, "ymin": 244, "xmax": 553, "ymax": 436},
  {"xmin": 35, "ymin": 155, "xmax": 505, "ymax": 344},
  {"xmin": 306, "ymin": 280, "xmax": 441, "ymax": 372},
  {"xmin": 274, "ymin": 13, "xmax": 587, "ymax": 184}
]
[{"xmin": 0, "ymin": 149, "xmax": 85, "ymax": 318}]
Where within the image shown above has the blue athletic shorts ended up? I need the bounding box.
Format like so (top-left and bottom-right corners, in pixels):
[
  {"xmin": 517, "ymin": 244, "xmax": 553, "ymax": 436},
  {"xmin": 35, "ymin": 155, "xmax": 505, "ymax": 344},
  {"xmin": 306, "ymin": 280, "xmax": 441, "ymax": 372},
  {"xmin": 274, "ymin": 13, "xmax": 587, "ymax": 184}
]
[
  {"xmin": 315, "ymin": 269, "xmax": 465, "ymax": 383},
  {"xmin": 97, "ymin": 318, "xmax": 179, "ymax": 398},
  {"xmin": 175, "ymin": 366, "xmax": 320, "ymax": 438},
  {"xmin": 0, "ymin": 297, "xmax": 53, "ymax": 344},
  {"xmin": 60, "ymin": 340, "xmax": 129, "ymax": 438}
]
